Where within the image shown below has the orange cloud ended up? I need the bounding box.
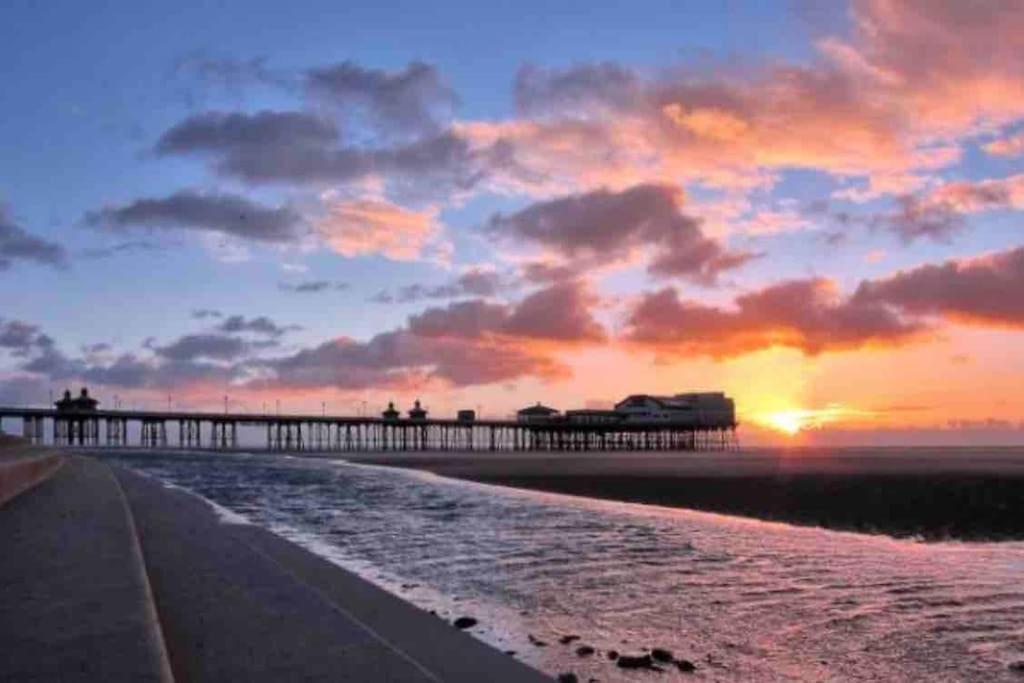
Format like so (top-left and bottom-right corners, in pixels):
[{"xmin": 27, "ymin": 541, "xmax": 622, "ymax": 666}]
[
  {"xmin": 624, "ymin": 279, "xmax": 926, "ymax": 359},
  {"xmin": 315, "ymin": 197, "xmax": 441, "ymax": 261}
]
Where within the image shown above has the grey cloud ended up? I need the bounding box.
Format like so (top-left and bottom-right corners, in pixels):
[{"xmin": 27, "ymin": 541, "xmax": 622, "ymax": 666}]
[
  {"xmin": 85, "ymin": 354, "xmax": 239, "ymax": 390},
  {"xmin": 885, "ymin": 196, "xmax": 965, "ymax": 243},
  {"xmin": 0, "ymin": 319, "xmax": 55, "ymax": 357},
  {"xmin": 371, "ymin": 269, "xmax": 506, "ymax": 304},
  {"xmin": 406, "ymin": 281, "xmax": 605, "ymax": 342},
  {"xmin": 407, "ymin": 300, "xmax": 510, "ymax": 339},
  {"xmin": 853, "ymin": 244, "xmax": 1024, "ymax": 326},
  {"xmin": 214, "ymin": 129, "xmax": 488, "ymax": 195},
  {"xmin": 0, "ymin": 206, "xmax": 68, "ymax": 270},
  {"xmin": 216, "ymin": 315, "xmax": 299, "ymax": 337},
  {"xmin": 255, "ymin": 282, "xmax": 604, "ymax": 391},
  {"xmin": 16, "ymin": 340, "xmax": 239, "ymax": 392},
  {"xmin": 488, "ymin": 183, "xmax": 757, "ymax": 284},
  {"xmin": 154, "ymin": 334, "xmax": 249, "ymax": 362},
  {"xmin": 0, "ymin": 375, "xmax": 53, "ymax": 406},
  {"xmin": 192, "ymin": 309, "xmax": 223, "ymax": 320},
  {"xmin": 156, "ymin": 110, "xmax": 339, "ymax": 155},
  {"xmin": 5, "ymin": 319, "xmax": 245, "ymax": 392},
  {"xmin": 86, "ymin": 190, "xmax": 306, "ymax": 243},
  {"xmin": 306, "ymin": 61, "xmax": 456, "ymax": 135},
  {"xmin": 279, "ymin": 280, "xmax": 349, "ymax": 293},
  {"xmin": 81, "ymin": 239, "xmax": 165, "ymax": 259},
  {"xmin": 515, "ymin": 62, "xmax": 642, "ymax": 117},
  {"xmin": 257, "ymin": 328, "xmax": 565, "ymax": 391},
  {"xmin": 502, "ymin": 281, "xmax": 606, "ymax": 342},
  {"xmin": 154, "ymin": 107, "xmax": 495, "ymax": 200},
  {"xmin": 520, "ymin": 261, "xmax": 581, "ymax": 284},
  {"xmin": 174, "ymin": 55, "xmax": 288, "ymax": 93}
]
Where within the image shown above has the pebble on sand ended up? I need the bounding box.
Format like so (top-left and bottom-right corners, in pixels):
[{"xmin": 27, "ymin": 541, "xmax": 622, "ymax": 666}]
[
  {"xmin": 575, "ymin": 645, "xmax": 595, "ymax": 657},
  {"xmin": 452, "ymin": 616, "xmax": 478, "ymax": 629},
  {"xmin": 676, "ymin": 659, "xmax": 697, "ymax": 673},
  {"xmin": 616, "ymin": 653, "xmax": 654, "ymax": 669}
]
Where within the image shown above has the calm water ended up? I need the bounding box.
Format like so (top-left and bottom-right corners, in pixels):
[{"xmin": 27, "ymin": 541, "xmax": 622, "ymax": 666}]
[{"xmin": 98, "ymin": 450, "xmax": 1024, "ymax": 681}]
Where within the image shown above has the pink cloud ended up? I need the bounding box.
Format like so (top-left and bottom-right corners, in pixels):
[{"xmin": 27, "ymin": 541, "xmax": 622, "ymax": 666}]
[
  {"xmin": 457, "ymin": 1, "xmax": 1024, "ymax": 201},
  {"xmin": 881, "ymin": 174, "xmax": 1024, "ymax": 241},
  {"xmin": 984, "ymin": 132, "xmax": 1024, "ymax": 158},
  {"xmin": 315, "ymin": 197, "xmax": 441, "ymax": 261},
  {"xmin": 928, "ymin": 175, "xmax": 1024, "ymax": 212}
]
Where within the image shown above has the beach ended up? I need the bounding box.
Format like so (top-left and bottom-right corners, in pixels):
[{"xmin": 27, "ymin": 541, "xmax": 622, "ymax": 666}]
[{"xmin": 352, "ymin": 447, "xmax": 1024, "ymax": 541}]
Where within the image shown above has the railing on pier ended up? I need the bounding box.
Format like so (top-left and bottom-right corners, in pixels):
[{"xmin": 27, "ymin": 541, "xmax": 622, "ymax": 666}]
[{"xmin": 0, "ymin": 407, "xmax": 739, "ymax": 453}]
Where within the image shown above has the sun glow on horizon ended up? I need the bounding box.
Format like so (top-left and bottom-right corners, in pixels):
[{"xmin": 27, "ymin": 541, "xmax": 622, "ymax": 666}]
[{"xmin": 756, "ymin": 404, "xmax": 876, "ymax": 436}]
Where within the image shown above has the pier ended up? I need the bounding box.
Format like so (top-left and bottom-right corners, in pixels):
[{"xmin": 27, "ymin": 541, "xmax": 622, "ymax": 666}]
[{"xmin": 0, "ymin": 390, "xmax": 738, "ymax": 453}]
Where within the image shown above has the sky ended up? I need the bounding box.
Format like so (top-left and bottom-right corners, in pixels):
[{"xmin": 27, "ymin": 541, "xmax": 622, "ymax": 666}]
[{"xmin": 2, "ymin": 0, "xmax": 1024, "ymax": 444}]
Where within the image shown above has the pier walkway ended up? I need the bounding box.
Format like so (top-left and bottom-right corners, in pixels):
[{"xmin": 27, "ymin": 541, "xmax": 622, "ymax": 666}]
[
  {"xmin": 0, "ymin": 444, "xmax": 550, "ymax": 682},
  {"xmin": 1, "ymin": 404, "xmax": 738, "ymax": 452}
]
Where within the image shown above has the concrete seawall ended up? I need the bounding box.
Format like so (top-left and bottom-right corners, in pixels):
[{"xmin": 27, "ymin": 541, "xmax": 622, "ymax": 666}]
[
  {"xmin": 0, "ymin": 447, "xmax": 551, "ymax": 681},
  {"xmin": 0, "ymin": 440, "xmax": 64, "ymax": 506},
  {"xmin": 0, "ymin": 454, "xmax": 173, "ymax": 681}
]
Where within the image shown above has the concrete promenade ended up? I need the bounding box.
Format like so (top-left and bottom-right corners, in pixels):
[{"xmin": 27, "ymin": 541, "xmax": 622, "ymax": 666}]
[{"xmin": 0, "ymin": 444, "xmax": 550, "ymax": 681}]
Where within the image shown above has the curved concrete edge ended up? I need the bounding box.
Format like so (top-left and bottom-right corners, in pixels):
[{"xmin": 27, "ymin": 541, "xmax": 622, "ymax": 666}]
[
  {"xmin": 113, "ymin": 464, "xmax": 553, "ymax": 682},
  {"xmin": 0, "ymin": 450, "xmax": 64, "ymax": 508},
  {"xmin": 107, "ymin": 465, "xmax": 177, "ymax": 683}
]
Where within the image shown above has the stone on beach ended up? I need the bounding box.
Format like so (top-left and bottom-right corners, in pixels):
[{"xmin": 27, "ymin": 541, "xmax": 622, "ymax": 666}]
[
  {"xmin": 453, "ymin": 616, "xmax": 479, "ymax": 629},
  {"xmin": 676, "ymin": 658, "xmax": 697, "ymax": 672},
  {"xmin": 616, "ymin": 653, "xmax": 654, "ymax": 669},
  {"xmin": 651, "ymin": 647, "xmax": 673, "ymax": 662}
]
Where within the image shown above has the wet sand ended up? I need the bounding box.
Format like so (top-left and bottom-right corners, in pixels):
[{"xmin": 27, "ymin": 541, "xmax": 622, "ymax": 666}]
[{"xmin": 352, "ymin": 448, "xmax": 1024, "ymax": 541}]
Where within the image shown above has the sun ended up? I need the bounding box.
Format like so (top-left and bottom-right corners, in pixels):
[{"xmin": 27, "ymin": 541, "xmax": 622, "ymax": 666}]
[{"xmin": 765, "ymin": 410, "xmax": 805, "ymax": 436}]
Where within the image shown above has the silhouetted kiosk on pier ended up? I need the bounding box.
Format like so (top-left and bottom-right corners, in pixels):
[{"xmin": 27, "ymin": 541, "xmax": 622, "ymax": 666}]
[
  {"xmin": 1, "ymin": 388, "xmax": 738, "ymax": 453},
  {"xmin": 52, "ymin": 388, "xmax": 101, "ymax": 446}
]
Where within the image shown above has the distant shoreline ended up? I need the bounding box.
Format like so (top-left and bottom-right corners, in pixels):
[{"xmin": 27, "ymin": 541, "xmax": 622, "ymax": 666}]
[{"xmin": 351, "ymin": 450, "xmax": 1024, "ymax": 542}]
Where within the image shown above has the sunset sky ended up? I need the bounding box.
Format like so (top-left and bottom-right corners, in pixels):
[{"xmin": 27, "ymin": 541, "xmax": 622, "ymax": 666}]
[{"xmin": 2, "ymin": 0, "xmax": 1023, "ymax": 444}]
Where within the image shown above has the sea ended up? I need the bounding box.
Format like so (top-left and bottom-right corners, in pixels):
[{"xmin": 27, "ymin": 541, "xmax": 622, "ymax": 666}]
[{"xmin": 96, "ymin": 449, "xmax": 1024, "ymax": 682}]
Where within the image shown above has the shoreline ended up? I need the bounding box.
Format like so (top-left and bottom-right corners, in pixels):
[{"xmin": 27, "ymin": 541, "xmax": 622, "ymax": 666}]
[
  {"xmin": 0, "ymin": 441, "xmax": 551, "ymax": 682},
  {"xmin": 350, "ymin": 450, "xmax": 1024, "ymax": 542}
]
